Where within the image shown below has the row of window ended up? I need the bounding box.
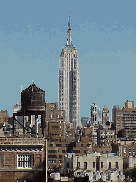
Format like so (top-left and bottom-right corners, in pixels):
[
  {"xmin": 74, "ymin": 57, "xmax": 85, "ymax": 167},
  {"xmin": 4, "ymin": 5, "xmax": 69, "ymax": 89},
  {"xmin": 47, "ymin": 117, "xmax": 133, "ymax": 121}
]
[
  {"xmin": 124, "ymin": 148, "xmax": 135, "ymax": 153},
  {"xmin": 101, "ymin": 136, "xmax": 114, "ymax": 139},
  {"xmin": 101, "ymin": 132, "xmax": 114, "ymax": 135},
  {"xmin": 77, "ymin": 161, "xmax": 118, "ymax": 169},
  {"xmin": 0, "ymin": 118, "xmax": 6, "ymax": 122}
]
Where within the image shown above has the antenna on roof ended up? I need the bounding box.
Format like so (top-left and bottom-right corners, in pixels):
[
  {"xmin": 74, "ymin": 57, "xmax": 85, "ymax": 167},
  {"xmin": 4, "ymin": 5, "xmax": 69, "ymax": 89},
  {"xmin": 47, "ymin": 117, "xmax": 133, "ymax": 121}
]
[{"xmin": 68, "ymin": 11, "xmax": 70, "ymax": 29}]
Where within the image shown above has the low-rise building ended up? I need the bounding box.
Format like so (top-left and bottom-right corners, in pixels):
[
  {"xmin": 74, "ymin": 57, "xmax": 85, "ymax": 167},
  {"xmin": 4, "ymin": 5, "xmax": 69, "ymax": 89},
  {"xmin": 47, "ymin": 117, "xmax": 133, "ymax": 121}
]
[
  {"xmin": 73, "ymin": 152, "xmax": 123, "ymax": 174},
  {"xmin": 99, "ymin": 153, "xmax": 123, "ymax": 173},
  {"xmin": 0, "ymin": 137, "xmax": 46, "ymax": 182}
]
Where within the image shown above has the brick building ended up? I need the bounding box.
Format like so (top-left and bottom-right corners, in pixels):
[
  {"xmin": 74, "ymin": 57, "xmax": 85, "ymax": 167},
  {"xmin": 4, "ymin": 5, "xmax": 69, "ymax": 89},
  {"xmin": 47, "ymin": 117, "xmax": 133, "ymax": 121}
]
[
  {"xmin": 97, "ymin": 129, "xmax": 115, "ymax": 147},
  {"xmin": 45, "ymin": 102, "xmax": 66, "ymax": 140},
  {"xmin": 0, "ymin": 138, "xmax": 46, "ymax": 182},
  {"xmin": 47, "ymin": 137, "xmax": 93, "ymax": 173},
  {"xmin": 113, "ymin": 140, "xmax": 136, "ymax": 157},
  {"xmin": 112, "ymin": 100, "xmax": 136, "ymax": 139}
]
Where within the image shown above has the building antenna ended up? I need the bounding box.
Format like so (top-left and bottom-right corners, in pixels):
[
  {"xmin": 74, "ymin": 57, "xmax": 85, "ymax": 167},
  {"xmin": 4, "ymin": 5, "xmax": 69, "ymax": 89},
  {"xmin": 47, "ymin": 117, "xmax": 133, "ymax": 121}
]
[{"xmin": 69, "ymin": 11, "xmax": 70, "ymax": 29}]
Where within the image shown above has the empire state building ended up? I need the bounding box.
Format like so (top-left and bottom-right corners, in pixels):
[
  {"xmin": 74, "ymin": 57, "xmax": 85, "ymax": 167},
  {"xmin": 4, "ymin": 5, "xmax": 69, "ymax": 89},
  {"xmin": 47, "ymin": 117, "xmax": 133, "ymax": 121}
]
[{"xmin": 59, "ymin": 17, "xmax": 80, "ymax": 129}]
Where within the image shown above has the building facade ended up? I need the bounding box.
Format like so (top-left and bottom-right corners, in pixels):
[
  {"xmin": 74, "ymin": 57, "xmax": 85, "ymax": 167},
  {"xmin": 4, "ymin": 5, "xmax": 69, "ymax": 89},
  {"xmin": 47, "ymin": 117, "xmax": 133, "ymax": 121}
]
[
  {"xmin": 45, "ymin": 102, "xmax": 66, "ymax": 140},
  {"xmin": 0, "ymin": 138, "xmax": 46, "ymax": 182},
  {"xmin": 59, "ymin": 17, "xmax": 80, "ymax": 129},
  {"xmin": 97, "ymin": 129, "xmax": 115, "ymax": 147},
  {"xmin": 112, "ymin": 100, "xmax": 136, "ymax": 139}
]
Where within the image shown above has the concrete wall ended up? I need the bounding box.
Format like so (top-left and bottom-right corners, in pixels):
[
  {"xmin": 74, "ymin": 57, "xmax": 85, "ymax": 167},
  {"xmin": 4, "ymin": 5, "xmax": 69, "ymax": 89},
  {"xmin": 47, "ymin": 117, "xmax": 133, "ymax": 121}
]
[
  {"xmin": 99, "ymin": 153, "xmax": 123, "ymax": 173},
  {"xmin": 73, "ymin": 153, "xmax": 100, "ymax": 172}
]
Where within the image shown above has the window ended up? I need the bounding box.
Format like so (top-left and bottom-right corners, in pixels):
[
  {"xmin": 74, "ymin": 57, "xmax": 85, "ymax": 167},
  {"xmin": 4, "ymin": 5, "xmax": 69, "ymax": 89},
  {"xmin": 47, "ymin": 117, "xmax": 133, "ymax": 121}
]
[
  {"xmin": 81, "ymin": 144, "xmax": 83, "ymax": 147},
  {"xmin": 48, "ymin": 160, "xmax": 56, "ymax": 164},
  {"xmin": 77, "ymin": 162, "xmax": 80, "ymax": 168},
  {"xmin": 87, "ymin": 144, "xmax": 91, "ymax": 147},
  {"xmin": 62, "ymin": 150, "xmax": 65, "ymax": 153},
  {"xmin": 17, "ymin": 154, "xmax": 32, "ymax": 168},
  {"xmin": 50, "ymin": 144, "xmax": 53, "ymax": 147},
  {"xmin": 73, "ymin": 150, "xmax": 80, "ymax": 153},
  {"xmin": 59, "ymin": 155, "xmax": 62, "ymax": 159},
  {"xmin": 48, "ymin": 155, "xmax": 57, "ymax": 158},
  {"xmin": 109, "ymin": 162, "xmax": 111, "ymax": 169},
  {"xmin": 129, "ymin": 148, "xmax": 131, "ymax": 153},
  {"xmin": 101, "ymin": 162, "xmax": 103, "ymax": 168},
  {"xmin": 116, "ymin": 162, "xmax": 118, "ymax": 169},
  {"xmin": 52, "ymin": 126, "xmax": 59, "ymax": 128},
  {"xmin": 93, "ymin": 162, "xmax": 95, "ymax": 168},
  {"xmin": 56, "ymin": 144, "xmax": 61, "ymax": 147},
  {"xmin": 124, "ymin": 148, "xmax": 126, "ymax": 153},
  {"xmin": 48, "ymin": 150, "xmax": 57, "ymax": 153},
  {"xmin": 84, "ymin": 162, "xmax": 87, "ymax": 169},
  {"xmin": 67, "ymin": 162, "xmax": 69, "ymax": 168},
  {"xmin": 59, "ymin": 160, "xmax": 62, "ymax": 163}
]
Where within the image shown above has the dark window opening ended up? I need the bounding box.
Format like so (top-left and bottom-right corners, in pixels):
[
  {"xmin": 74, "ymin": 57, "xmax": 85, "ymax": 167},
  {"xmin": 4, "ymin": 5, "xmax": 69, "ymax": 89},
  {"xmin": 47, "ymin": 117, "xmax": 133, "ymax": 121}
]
[
  {"xmin": 77, "ymin": 162, "xmax": 80, "ymax": 168},
  {"xmin": 116, "ymin": 162, "xmax": 118, "ymax": 168},
  {"xmin": 109, "ymin": 162, "xmax": 111, "ymax": 168},
  {"xmin": 67, "ymin": 162, "xmax": 69, "ymax": 168},
  {"xmin": 84, "ymin": 162, "xmax": 87, "ymax": 169},
  {"xmin": 101, "ymin": 162, "xmax": 103, "ymax": 168}
]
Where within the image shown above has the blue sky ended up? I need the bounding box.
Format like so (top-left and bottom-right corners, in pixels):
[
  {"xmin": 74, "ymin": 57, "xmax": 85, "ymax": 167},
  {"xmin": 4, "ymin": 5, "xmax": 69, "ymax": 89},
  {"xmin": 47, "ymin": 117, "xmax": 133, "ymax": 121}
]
[{"xmin": 0, "ymin": 0, "xmax": 136, "ymax": 120}]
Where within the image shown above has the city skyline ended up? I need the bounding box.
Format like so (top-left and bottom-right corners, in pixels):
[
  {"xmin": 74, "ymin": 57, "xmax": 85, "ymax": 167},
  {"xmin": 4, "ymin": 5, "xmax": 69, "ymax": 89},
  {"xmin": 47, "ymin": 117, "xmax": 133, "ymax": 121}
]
[{"xmin": 0, "ymin": 0, "xmax": 136, "ymax": 118}]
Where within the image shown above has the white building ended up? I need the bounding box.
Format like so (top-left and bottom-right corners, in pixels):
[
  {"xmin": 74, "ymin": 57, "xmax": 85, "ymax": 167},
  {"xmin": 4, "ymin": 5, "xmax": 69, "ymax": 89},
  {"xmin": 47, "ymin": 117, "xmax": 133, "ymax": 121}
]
[
  {"xmin": 73, "ymin": 152, "xmax": 124, "ymax": 181},
  {"xmin": 59, "ymin": 16, "xmax": 80, "ymax": 129}
]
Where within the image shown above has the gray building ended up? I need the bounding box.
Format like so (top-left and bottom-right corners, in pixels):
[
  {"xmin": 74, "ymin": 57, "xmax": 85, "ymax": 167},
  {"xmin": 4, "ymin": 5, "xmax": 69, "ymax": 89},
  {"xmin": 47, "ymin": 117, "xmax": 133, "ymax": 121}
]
[
  {"xmin": 102, "ymin": 106, "xmax": 111, "ymax": 129},
  {"xmin": 81, "ymin": 117, "xmax": 91, "ymax": 127},
  {"xmin": 91, "ymin": 103, "xmax": 101, "ymax": 126},
  {"xmin": 59, "ymin": 16, "xmax": 80, "ymax": 129}
]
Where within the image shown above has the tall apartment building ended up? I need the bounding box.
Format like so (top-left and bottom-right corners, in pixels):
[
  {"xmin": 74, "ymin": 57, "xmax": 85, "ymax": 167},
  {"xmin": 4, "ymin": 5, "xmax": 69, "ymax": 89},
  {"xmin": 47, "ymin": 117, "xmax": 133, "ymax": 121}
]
[
  {"xmin": 112, "ymin": 100, "xmax": 136, "ymax": 139},
  {"xmin": 59, "ymin": 17, "xmax": 80, "ymax": 129}
]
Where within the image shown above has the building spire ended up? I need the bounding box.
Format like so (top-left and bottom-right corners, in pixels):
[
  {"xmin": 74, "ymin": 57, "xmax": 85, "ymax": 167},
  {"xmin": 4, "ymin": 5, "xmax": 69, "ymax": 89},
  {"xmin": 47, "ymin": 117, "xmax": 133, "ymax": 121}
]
[
  {"xmin": 68, "ymin": 11, "xmax": 70, "ymax": 29},
  {"xmin": 67, "ymin": 13, "xmax": 72, "ymax": 46},
  {"xmin": 69, "ymin": 15, "xmax": 70, "ymax": 29}
]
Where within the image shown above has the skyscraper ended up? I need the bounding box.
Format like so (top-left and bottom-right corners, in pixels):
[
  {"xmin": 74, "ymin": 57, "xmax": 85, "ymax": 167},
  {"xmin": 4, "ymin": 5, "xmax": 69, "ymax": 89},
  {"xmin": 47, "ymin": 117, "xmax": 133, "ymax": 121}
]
[{"xmin": 59, "ymin": 17, "xmax": 80, "ymax": 129}]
